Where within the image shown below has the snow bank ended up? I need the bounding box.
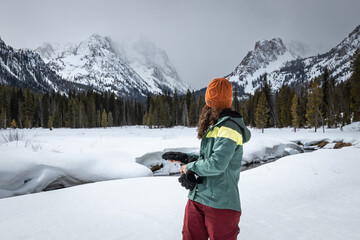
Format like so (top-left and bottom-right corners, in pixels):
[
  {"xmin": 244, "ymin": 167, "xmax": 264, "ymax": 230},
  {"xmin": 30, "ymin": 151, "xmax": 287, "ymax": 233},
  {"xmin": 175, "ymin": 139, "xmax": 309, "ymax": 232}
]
[
  {"xmin": 0, "ymin": 145, "xmax": 359, "ymax": 240},
  {"xmin": 1, "ymin": 128, "xmax": 173, "ymax": 198},
  {"xmin": 243, "ymin": 137, "xmax": 303, "ymax": 164},
  {"xmin": 0, "ymin": 140, "xmax": 152, "ymax": 198},
  {"xmin": 0, "ymin": 127, "xmax": 201, "ymax": 198},
  {"xmin": 240, "ymin": 147, "xmax": 360, "ymax": 240},
  {"xmin": 1, "ymin": 124, "xmax": 359, "ymax": 198}
]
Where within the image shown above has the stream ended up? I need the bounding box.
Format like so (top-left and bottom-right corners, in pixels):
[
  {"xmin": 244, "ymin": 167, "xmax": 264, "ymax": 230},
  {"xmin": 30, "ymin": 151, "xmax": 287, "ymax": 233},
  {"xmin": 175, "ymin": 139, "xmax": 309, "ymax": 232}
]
[{"xmin": 135, "ymin": 142, "xmax": 313, "ymax": 176}]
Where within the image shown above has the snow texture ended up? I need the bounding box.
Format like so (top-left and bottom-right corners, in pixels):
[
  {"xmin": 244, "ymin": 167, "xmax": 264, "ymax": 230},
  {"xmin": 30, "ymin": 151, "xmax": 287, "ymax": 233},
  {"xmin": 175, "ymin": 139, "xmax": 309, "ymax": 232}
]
[{"xmin": 0, "ymin": 123, "xmax": 359, "ymax": 239}]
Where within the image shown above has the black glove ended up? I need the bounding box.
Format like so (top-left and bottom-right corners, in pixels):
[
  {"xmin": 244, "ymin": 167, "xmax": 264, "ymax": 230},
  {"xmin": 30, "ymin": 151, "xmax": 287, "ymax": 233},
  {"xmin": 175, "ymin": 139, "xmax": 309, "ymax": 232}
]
[
  {"xmin": 162, "ymin": 151, "xmax": 197, "ymax": 164},
  {"xmin": 178, "ymin": 171, "xmax": 204, "ymax": 191}
]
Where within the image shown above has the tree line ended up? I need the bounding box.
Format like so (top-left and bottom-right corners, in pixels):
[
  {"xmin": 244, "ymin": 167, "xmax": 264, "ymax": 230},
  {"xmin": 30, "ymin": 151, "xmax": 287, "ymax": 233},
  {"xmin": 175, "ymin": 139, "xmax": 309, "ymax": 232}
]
[
  {"xmin": 1, "ymin": 49, "xmax": 359, "ymax": 131},
  {"xmin": 0, "ymin": 88, "xmax": 145, "ymax": 129},
  {"xmin": 238, "ymin": 49, "xmax": 360, "ymax": 132},
  {"xmin": 0, "ymin": 85, "xmax": 203, "ymax": 130}
]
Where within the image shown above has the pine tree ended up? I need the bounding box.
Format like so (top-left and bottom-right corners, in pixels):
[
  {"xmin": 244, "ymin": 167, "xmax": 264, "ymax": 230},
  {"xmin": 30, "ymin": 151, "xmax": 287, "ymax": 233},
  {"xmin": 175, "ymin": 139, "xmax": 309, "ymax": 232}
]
[
  {"xmin": 79, "ymin": 100, "xmax": 87, "ymax": 128},
  {"xmin": 68, "ymin": 98, "xmax": 80, "ymax": 128},
  {"xmin": 255, "ymin": 92, "xmax": 270, "ymax": 133},
  {"xmin": 163, "ymin": 102, "xmax": 171, "ymax": 127},
  {"xmin": 142, "ymin": 112, "xmax": 149, "ymax": 126},
  {"xmin": 24, "ymin": 116, "xmax": 30, "ymax": 128},
  {"xmin": 48, "ymin": 116, "xmax": 53, "ymax": 130},
  {"xmin": 53, "ymin": 109, "xmax": 60, "ymax": 128},
  {"xmin": 41, "ymin": 94, "xmax": 49, "ymax": 128},
  {"xmin": 321, "ymin": 67, "xmax": 330, "ymax": 122},
  {"xmin": 277, "ymin": 85, "xmax": 293, "ymax": 127},
  {"xmin": 189, "ymin": 93, "xmax": 198, "ymax": 126},
  {"xmin": 10, "ymin": 90, "xmax": 19, "ymax": 123},
  {"xmin": 148, "ymin": 104, "xmax": 155, "ymax": 128},
  {"xmin": 172, "ymin": 91, "xmax": 179, "ymax": 126},
  {"xmin": 10, "ymin": 119, "xmax": 17, "ymax": 129},
  {"xmin": 298, "ymin": 85, "xmax": 308, "ymax": 127},
  {"xmin": 181, "ymin": 100, "xmax": 189, "ymax": 127},
  {"xmin": 350, "ymin": 48, "xmax": 360, "ymax": 121},
  {"xmin": 327, "ymin": 77, "xmax": 336, "ymax": 127},
  {"xmin": 0, "ymin": 108, "xmax": 5, "ymax": 129},
  {"xmin": 87, "ymin": 95, "xmax": 96, "ymax": 128},
  {"xmin": 241, "ymin": 97, "xmax": 252, "ymax": 126},
  {"xmin": 159, "ymin": 99, "xmax": 166, "ymax": 127},
  {"xmin": 96, "ymin": 110, "xmax": 101, "ymax": 127},
  {"xmin": 33, "ymin": 96, "xmax": 41, "ymax": 128},
  {"xmin": 343, "ymin": 80, "xmax": 352, "ymax": 126},
  {"xmin": 306, "ymin": 77, "xmax": 323, "ymax": 132},
  {"xmin": 113, "ymin": 100, "xmax": 119, "ymax": 126},
  {"xmin": 17, "ymin": 102, "xmax": 24, "ymax": 128},
  {"xmin": 108, "ymin": 111, "xmax": 113, "ymax": 127},
  {"xmin": 101, "ymin": 109, "xmax": 107, "ymax": 128},
  {"xmin": 109, "ymin": 93, "xmax": 116, "ymax": 117},
  {"xmin": 336, "ymin": 80, "xmax": 352, "ymax": 129},
  {"xmin": 198, "ymin": 95, "xmax": 206, "ymax": 114},
  {"xmin": 23, "ymin": 88, "xmax": 34, "ymax": 128},
  {"xmin": 291, "ymin": 93, "xmax": 299, "ymax": 132},
  {"xmin": 261, "ymin": 74, "xmax": 276, "ymax": 127},
  {"xmin": 185, "ymin": 89, "xmax": 192, "ymax": 115}
]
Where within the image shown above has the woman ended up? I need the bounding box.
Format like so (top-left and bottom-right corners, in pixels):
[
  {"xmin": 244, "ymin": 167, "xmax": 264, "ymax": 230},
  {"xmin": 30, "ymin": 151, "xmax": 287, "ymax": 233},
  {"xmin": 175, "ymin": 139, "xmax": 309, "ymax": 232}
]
[{"xmin": 168, "ymin": 78, "xmax": 251, "ymax": 240}]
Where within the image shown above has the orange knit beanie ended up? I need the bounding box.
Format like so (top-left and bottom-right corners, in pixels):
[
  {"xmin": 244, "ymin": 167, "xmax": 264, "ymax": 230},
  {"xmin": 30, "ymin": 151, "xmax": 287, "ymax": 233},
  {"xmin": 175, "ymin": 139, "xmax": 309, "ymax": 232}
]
[{"xmin": 205, "ymin": 78, "xmax": 233, "ymax": 109}]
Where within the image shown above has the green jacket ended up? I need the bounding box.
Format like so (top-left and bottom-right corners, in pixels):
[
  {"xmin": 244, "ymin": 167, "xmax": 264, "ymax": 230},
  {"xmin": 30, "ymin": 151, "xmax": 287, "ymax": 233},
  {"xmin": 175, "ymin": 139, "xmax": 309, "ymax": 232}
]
[{"xmin": 185, "ymin": 111, "xmax": 251, "ymax": 212}]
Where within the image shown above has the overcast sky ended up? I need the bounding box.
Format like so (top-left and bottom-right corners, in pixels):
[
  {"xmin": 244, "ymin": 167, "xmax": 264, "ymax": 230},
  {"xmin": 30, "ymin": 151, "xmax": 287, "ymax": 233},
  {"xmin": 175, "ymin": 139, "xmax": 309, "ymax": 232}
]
[{"xmin": 1, "ymin": 0, "xmax": 360, "ymax": 89}]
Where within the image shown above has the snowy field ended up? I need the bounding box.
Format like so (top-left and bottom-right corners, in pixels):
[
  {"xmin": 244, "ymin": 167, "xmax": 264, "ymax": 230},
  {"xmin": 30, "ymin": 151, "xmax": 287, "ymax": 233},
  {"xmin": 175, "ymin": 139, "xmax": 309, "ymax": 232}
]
[{"xmin": 0, "ymin": 123, "xmax": 360, "ymax": 239}]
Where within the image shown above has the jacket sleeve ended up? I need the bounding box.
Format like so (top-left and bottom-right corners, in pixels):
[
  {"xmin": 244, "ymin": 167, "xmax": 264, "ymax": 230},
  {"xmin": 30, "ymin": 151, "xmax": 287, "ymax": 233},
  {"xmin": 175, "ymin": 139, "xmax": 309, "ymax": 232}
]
[
  {"xmin": 186, "ymin": 126, "xmax": 238, "ymax": 176},
  {"xmin": 187, "ymin": 153, "xmax": 199, "ymax": 160}
]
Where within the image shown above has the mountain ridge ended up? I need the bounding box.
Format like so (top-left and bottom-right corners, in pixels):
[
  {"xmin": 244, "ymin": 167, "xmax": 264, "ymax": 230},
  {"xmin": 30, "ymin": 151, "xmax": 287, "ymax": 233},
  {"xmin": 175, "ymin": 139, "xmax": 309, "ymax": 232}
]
[
  {"xmin": 223, "ymin": 24, "xmax": 360, "ymax": 98},
  {"xmin": 0, "ymin": 37, "xmax": 80, "ymax": 94},
  {"xmin": 36, "ymin": 34, "xmax": 190, "ymax": 98}
]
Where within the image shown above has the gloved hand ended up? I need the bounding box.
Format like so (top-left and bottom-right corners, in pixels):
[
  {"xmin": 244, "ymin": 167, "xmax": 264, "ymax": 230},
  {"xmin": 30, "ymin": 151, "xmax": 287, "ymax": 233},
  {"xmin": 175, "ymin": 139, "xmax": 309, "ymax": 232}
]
[
  {"xmin": 178, "ymin": 171, "xmax": 204, "ymax": 191},
  {"xmin": 162, "ymin": 151, "xmax": 197, "ymax": 164}
]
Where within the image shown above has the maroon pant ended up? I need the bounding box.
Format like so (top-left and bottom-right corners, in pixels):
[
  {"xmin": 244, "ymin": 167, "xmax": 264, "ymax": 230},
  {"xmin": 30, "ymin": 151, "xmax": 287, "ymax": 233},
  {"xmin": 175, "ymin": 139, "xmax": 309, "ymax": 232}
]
[{"xmin": 182, "ymin": 199, "xmax": 241, "ymax": 240}]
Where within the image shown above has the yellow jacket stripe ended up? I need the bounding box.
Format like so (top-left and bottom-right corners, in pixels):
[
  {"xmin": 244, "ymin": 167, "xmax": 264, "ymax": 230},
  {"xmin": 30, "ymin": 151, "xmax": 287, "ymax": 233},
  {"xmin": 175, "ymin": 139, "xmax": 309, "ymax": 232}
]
[{"xmin": 206, "ymin": 126, "xmax": 243, "ymax": 145}]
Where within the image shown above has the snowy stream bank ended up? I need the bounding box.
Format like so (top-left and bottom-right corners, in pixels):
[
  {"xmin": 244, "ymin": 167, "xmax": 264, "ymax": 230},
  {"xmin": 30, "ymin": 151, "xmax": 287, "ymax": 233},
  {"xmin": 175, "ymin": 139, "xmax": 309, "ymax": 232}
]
[
  {"xmin": 1, "ymin": 141, "xmax": 360, "ymax": 240},
  {"xmin": 1, "ymin": 124, "xmax": 359, "ymax": 199}
]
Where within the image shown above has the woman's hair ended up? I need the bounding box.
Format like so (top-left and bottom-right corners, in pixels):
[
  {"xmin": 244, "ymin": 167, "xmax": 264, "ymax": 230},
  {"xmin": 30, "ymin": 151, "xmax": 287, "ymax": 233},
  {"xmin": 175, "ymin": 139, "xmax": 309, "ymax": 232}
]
[{"xmin": 197, "ymin": 105, "xmax": 223, "ymax": 139}]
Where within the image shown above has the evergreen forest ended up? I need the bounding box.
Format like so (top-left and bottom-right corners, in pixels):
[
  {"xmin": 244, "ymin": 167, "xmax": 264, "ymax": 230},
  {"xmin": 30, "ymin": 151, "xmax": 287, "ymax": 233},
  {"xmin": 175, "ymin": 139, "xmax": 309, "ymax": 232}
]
[{"xmin": 0, "ymin": 49, "xmax": 359, "ymax": 132}]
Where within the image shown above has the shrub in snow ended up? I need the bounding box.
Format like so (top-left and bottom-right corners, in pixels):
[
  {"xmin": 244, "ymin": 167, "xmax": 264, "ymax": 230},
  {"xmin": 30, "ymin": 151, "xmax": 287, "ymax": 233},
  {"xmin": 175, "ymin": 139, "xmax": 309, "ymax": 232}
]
[{"xmin": 0, "ymin": 129, "xmax": 24, "ymax": 143}]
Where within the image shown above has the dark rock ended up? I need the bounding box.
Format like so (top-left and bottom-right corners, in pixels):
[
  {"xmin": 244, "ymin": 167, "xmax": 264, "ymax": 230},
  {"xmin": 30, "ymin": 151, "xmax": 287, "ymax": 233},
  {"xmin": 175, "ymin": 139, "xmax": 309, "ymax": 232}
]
[
  {"xmin": 333, "ymin": 142, "xmax": 352, "ymax": 149},
  {"xmin": 150, "ymin": 164, "xmax": 163, "ymax": 172}
]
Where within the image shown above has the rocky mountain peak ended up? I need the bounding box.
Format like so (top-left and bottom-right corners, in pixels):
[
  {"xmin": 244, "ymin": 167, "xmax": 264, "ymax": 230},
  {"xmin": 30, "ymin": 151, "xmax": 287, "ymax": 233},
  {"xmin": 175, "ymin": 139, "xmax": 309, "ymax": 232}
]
[
  {"xmin": 254, "ymin": 38, "xmax": 286, "ymax": 55},
  {"xmin": 0, "ymin": 37, "xmax": 5, "ymax": 47},
  {"xmin": 229, "ymin": 37, "xmax": 297, "ymax": 81},
  {"xmin": 74, "ymin": 34, "xmax": 114, "ymax": 58},
  {"xmin": 349, "ymin": 24, "xmax": 360, "ymax": 37},
  {"xmin": 81, "ymin": 34, "xmax": 112, "ymax": 49}
]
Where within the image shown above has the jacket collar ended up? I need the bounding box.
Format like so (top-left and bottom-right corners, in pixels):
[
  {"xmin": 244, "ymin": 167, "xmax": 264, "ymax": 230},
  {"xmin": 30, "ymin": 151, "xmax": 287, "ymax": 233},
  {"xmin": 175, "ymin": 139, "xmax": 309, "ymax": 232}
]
[
  {"xmin": 216, "ymin": 109, "xmax": 242, "ymax": 126},
  {"xmin": 219, "ymin": 109, "xmax": 242, "ymax": 119}
]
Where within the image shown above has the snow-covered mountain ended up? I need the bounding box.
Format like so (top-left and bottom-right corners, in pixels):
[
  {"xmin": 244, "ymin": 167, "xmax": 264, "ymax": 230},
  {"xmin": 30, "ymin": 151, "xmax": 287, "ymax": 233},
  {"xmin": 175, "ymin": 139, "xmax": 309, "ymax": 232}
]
[
  {"xmin": 36, "ymin": 34, "xmax": 189, "ymax": 98},
  {"xmin": 226, "ymin": 38, "xmax": 299, "ymax": 95},
  {"xmin": 226, "ymin": 25, "xmax": 360, "ymax": 97},
  {"xmin": 0, "ymin": 37, "xmax": 73, "ymax": 94},
  {"xmin": 115, "ymin": 37, "xmax": 188, "ymax": 96}
]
